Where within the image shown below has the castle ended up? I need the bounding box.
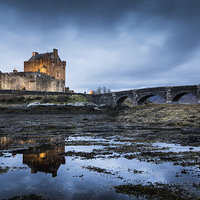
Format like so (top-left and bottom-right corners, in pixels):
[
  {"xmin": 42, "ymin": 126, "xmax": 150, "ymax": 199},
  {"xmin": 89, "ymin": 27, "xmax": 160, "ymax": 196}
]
[{"xmin": 0, "ymin": 49, "xmax": 66, "ymax": 92}]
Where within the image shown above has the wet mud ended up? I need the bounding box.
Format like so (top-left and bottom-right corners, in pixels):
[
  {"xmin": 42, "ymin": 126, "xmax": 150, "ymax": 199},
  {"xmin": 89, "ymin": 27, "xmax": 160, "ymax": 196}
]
[{"xmin": 0, "ymin": 105, "xmax": 200, "ymax": 199}]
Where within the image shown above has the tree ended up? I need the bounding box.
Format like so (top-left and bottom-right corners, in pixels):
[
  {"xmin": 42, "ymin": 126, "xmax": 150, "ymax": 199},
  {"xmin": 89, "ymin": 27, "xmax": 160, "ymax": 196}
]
[
  {"xmin": 93, "ymin": 86, "xmax": 111, "ymax": 94},
  {"xmin": 96, "ymin": 87, "xmax": 102, "ymax": 94},
  {"xmin": 102, "ymin": 86, "xmax": 107, "ymax": 94}
]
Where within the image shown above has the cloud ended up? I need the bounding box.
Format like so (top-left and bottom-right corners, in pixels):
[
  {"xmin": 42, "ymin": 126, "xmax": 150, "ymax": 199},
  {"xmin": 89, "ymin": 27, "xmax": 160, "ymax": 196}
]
[{"xmin": 0, "ymin": 0, "xmax": 200, "ymax": 92}]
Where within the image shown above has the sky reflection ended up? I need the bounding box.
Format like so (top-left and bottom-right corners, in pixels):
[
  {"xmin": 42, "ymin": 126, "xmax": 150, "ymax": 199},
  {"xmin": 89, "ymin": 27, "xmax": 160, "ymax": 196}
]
[{"xmin": 0, "ymin": 133, "xmax": 200, "ymax": 199}]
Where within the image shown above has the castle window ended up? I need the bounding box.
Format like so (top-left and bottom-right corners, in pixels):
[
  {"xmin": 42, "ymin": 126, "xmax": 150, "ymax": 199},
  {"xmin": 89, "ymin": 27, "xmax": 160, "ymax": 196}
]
[{"xmin": 57, "ymin": 72, "xmax": 60, "ymax": 78}]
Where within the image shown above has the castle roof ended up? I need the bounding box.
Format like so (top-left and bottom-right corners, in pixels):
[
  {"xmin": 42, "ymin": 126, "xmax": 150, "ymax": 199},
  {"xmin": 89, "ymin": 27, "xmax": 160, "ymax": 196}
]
[{"xmin": 28, "ymin": 49, "xmax": 61, "ymax": 62}]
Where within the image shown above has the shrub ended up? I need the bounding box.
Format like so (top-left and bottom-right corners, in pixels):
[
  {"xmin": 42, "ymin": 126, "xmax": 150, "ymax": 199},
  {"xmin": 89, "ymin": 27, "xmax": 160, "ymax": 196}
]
[
  {"xmin": 16, "ymin": 96, "xmax": 24, "ymax": 102},
  {"xmin": 57, "ymin": 95, "xmax": 70, "ymax": 102},
  {"xmin": 41, "ymin": 95, "xmax": 56, "ymax": 103},
  {"xmin": 41, "ymin": 96, "xmax": 49, "ymax": 103},
  {"xmin": 5, "ymin": 98, "xmax": 14, "ymax": 103},
  {"xmin": 34, "ymin": 96, "xmax": 42, "ymax": 100},
  {"xmin": 144, "ymin": 99, "xmax": 153, "ymax": 105}
]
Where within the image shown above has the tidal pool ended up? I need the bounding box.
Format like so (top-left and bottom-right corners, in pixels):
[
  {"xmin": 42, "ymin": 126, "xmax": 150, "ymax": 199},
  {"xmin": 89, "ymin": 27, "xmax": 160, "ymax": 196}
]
[{"xmin": 0, "ymin": 113, "xmax": 200, "ymax": 199}]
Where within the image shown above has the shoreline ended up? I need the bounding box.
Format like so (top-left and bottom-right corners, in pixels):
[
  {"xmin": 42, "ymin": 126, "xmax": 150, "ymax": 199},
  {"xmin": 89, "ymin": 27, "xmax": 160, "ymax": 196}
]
[{"xmin": 0, "ymin": 103, "xmax": 199, "ymax": 127}]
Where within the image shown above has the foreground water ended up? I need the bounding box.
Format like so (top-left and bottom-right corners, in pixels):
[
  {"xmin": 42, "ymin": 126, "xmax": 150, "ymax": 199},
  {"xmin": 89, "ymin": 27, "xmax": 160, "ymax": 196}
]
[{"xmin": 0, "ymin": 113, "xmax": 200, "ymax": 199}]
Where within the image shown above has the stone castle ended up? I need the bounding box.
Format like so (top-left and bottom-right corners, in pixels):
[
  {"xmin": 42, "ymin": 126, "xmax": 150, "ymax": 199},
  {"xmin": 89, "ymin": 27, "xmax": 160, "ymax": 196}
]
[{"xmin": 0, "ymin": 49, "xmax": 66, "ymax": 92}]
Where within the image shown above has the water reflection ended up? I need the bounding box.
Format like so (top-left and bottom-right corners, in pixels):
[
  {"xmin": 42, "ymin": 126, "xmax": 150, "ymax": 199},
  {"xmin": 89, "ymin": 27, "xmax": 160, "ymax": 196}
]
[
  {"xmin": 0, "ymin": 136, "xmax": 35, "ymax": 150},
  {"xmin": 0, "ymin": 136, "xmax": 65, "ymax": 177},
  {"xmin": 0, "ymin": 136, "xmax": 64, "ymax": 150},
  {"xmin": 14, "ymin": 146, "xmax": 65, "ymax": 177},
  {"xmin": 1, "ymin": 131, "xmax": 200, "ymax": 199}
]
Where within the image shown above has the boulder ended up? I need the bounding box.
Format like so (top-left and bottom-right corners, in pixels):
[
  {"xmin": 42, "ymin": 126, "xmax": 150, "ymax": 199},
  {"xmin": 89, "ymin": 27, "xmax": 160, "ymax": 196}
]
[{"xmin": 27, "ymin": 102, "xmax": 55, "ymax": 107}]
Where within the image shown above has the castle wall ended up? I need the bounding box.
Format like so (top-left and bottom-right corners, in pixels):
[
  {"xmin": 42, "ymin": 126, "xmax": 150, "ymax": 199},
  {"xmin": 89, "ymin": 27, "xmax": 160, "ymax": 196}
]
[{"xmin": 0, "ymin": 72, "xmax": 65, "ymax": 92}]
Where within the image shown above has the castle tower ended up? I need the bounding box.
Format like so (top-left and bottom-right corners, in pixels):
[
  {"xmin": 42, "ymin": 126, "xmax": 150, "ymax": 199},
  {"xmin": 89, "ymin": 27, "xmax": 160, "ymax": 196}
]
[{"xmin": 24, "ymin": 49, "xmax": 66, "ymax": 82}]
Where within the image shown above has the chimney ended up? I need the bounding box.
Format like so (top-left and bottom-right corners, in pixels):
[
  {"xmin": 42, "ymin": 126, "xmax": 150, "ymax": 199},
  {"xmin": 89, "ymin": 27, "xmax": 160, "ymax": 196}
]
[
  {"xmin": 13, "ymin": 68, "xmax": 18, "ymax": 73},
  {"xmin": 32, "ymin": 52, "xmax": 38, "ymax": 57},
  {"xmin": 53, "ymin": 49, "xmax": 58, "ymax": 57}
]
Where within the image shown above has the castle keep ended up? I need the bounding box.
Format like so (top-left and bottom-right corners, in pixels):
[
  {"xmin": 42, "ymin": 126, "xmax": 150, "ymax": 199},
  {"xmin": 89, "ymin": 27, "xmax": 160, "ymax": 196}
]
[{"xmin": 0, "ymin": 49, "xmax": 66, "ymax": 92}]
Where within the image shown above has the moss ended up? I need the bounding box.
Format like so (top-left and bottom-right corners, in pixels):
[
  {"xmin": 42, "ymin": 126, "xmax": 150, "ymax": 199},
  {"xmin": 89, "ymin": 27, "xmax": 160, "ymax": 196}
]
[
  {"xmin": 81, "ymin": 165, "xmax": 112, "ymax": 174},
  {"xmin": 5, "ymin": 193, "xmax": 46, "ymax": 200},
  {"xmin": 68, "ymin": 95, "xmax": 89, "ymax": 103},
  {"xmin": 0, "ymin": 94, "xmax": 90, "ymax": 105},
  {"xmin": 114, "ymin": 182, "xmax": 198, "ymax": 199},
  {"xmin": 0, "ymin": 166, "xmax": 10, "ymax": 175}
]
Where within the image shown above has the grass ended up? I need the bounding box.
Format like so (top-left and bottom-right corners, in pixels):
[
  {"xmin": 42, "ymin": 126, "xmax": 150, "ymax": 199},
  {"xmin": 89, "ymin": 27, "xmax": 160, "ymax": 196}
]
[
  {"xmin": 0, "ymin": 93, "xmax": 89, "ymax": 105},
  {"xmin": 118, "ymin": 104, "xmax": 200, "ymax": 127}
]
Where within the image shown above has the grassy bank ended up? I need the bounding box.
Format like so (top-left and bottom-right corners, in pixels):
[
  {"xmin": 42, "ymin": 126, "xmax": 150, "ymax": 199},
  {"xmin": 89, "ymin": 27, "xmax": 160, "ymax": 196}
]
[
  {"xmin": 118, "ymin": 103, "xmax": 200, "ymax": 127},
  {"xmin": 0, "ymin": 92, "xmax": 89, "ymax": 105}
]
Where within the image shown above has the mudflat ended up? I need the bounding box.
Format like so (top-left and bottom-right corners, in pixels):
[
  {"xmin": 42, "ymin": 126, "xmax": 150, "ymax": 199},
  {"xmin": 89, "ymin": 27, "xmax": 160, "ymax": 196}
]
[{"xmin": 0, "ymin": 104, "xmax": 200, "ymax": 199}]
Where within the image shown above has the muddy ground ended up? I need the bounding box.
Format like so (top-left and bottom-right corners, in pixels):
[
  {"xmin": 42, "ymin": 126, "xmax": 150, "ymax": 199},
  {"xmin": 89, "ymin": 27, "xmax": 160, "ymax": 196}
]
[{"xmin": 1, "ymin": 104, "xmax": 200, "ymax": 199}]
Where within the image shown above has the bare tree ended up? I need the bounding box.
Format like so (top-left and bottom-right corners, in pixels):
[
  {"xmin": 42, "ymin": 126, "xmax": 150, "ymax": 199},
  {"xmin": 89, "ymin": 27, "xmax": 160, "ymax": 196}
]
[
  {"xmin": 96, "ymin": 87, "xmax": 102, "ymax": 94},
  {"xmin": 93, "ymin": 86, "xmax": 111, "ymax": 94},
  {"xmin": 102, "ymin": 86, "xmax": 107, "ymax": 93}
]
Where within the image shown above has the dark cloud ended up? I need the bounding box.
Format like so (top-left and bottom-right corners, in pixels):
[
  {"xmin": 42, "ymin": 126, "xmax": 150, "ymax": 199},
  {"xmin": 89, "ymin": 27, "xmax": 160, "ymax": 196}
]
[
  {"xmin": 0, "ymin": 0, "xmax": 139, "ymax": 31},
  {"xmin": 0, "ymin": 0, "xmax": 200, "ymax": 92}
]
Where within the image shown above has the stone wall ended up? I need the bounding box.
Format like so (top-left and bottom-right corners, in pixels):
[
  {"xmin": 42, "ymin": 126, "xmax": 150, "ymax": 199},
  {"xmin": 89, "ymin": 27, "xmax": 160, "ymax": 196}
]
[{"xmin": 0, "ymin": 71, "xmax": 65, "ymax": 92}]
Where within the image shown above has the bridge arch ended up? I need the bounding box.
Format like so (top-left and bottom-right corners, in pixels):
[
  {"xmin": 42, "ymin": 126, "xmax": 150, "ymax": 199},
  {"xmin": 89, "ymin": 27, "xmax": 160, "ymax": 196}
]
[
  {"xmin": 172, "ymin": 92, "xmax": 198, "ymax": 103},
  {"xmin": 116, "ymin": 96, "xmax": 132, "ymax": 106},
  {"xmin": 138, "ymin": 95, "xmax": 153, "ymax": 105},
  {"xmin": 137, "ymin": 93, "xmax": 166, "ymax": 105}
]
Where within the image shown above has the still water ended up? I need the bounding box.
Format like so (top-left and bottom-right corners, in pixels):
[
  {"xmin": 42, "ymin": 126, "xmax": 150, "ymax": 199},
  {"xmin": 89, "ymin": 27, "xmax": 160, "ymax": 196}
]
[{"xmin": 0, "ymin": 114, "xmax": 200, "ymax": 199}]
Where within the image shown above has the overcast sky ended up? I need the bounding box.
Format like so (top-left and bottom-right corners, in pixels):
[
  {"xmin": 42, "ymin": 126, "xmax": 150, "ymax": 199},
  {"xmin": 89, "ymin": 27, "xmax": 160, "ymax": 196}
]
[{"xmin": 0, "ymin": 0, "xmax": 200, "ymax": 93}]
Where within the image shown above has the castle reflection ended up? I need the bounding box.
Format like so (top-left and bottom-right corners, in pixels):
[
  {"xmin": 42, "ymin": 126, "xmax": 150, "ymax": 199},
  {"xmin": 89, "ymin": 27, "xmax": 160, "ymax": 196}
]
[
  {"xmin": 0, "ymin": 136, "xmax": 35, "ymax": 150},
  {"xmin": 0, "ymin": 136, "xmax": 65, "ymax": 177},
  {"xmin": 22, "ymin": 146, "xmax": 65, "ymax": 177}
]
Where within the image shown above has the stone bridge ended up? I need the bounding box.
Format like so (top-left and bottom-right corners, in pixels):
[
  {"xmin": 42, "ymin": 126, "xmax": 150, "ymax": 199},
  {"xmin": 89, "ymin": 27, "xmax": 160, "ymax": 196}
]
[
  {"xmin": 0, "ymin": 85, "xmax": 199, "ymax": 107},
  {"xmin": 87, "ymin": 85, "xmax": 200, "ymax": 107}
]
